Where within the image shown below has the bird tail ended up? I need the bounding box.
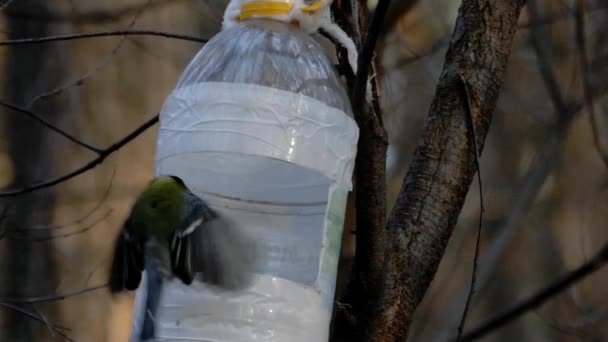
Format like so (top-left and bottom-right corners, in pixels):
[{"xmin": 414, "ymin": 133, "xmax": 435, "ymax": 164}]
[
  {"xmin": 139, "ymin": 259, "xmax": 164, "ymax": 340},
  {"xmin": 109, "ymin": 231, "xmax": 145, "ymax": 293}
]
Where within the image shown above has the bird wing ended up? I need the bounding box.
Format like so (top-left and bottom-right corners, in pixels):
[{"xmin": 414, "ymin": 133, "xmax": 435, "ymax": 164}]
[
  {"xmin": 109, "ymin": 223, "xmax": 145, "ymax": 293},
  {"xmin": 169, "ymin": 225, "xmax": 194, "ymax": 285},
  {"xmin": 191, "ymin": 215, "xmax": 257, "ymax": 289},
  {"xmin": 169, "ymin": 200, "xmax": 257, "ymax": 290}
]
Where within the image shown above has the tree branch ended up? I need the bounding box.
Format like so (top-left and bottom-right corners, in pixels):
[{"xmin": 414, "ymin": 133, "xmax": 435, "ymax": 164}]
[
  {"xmin": 4, "ymin": 169, "xmax": 114, "ymax": 235},
  {"xmin": 6, "ymin": 210, "xmax": 111, "ymax": 242},
  {"xmin": 527, "ymin": 0, "xmax": 571, "ymax": 119},
  {"xmin": 458, "ymin": 241, "xmax": 608, "ymax": 341},
  {"xmin": 330, "ymin": 0, "xmax": 390, "ymax": 340},
  {"xmin": 350, "ymin": 0, "xmax": 390, "ymax": 305},
  {"xmin": 381, "ymin": 0, "xmax": 420, "ymax": 34},
  {"xmin": 433, "ymin": 74, "xmax": 608, "ymax": 342},
  {"xmin": 0, "ymin": 284, "xmax": 107, "ymax": 304},
  {"xmin": 3, "ymin": 0, "xmax": 175, "ymax": 24},
  {"xmin": 574, "ymin": 0, "xmax": 608, "ymax": 169},
  {"xmin": 0, "ymin": 99, "xmax": 102, "ymax": 153},
  {"xmin": 366, "ymin": 1, "xmax": 526, "ymax": 340},
  {"xmin": 0, "ymin": 114, "xmax": 158, "ymax": 197},
  {"xmin": 350, "ymin": 0, "xmax": 391, "ymax": 120},
  {"xmin": 27, "ymin": 0, "xmax": 150, "ymax": 109},
  {"xmin": 0, "ymin": 30, "xmax": 207, "ymax": 46},
  {"xmin": 0, "ymin": 303, "xmax": 72, "ymax": 341},
  {"xmin": 518, "ymin": 2, "xmax": 608, "ymax": 29}
]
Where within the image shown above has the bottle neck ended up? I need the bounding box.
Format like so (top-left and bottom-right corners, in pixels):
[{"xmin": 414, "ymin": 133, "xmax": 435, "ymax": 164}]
[{"xmin": 242, "ymin": 17, "xmax": 302, "ymax": 32}]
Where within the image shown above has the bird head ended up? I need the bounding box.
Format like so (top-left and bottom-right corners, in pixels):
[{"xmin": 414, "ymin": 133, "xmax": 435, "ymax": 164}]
[{"xmin": 129, "ymin": 175, "xmax": 188, "ymax": 240}]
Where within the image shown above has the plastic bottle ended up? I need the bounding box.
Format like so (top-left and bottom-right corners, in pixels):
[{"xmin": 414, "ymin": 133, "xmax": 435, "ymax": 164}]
[{"xmin": 133, "ymin": 18, "xmax": 358, "ymax": 341}]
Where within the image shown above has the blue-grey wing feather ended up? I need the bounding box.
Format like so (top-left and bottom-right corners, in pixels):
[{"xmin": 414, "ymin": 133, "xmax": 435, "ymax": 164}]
[{"xmin": 176, "ymin": 191, "xmax": 257, "ymax": 290}]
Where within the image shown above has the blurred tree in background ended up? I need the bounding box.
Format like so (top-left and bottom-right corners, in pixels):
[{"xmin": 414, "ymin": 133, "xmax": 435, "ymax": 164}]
[{"xmin": 0, "ymin": 0, "xmax": 605, "ymax": 341}]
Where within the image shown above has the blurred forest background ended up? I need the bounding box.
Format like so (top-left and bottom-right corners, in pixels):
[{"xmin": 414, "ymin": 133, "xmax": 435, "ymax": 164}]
[{"xmin": 0, "ymin": 0, "xmax": 606, "ymax": 341}]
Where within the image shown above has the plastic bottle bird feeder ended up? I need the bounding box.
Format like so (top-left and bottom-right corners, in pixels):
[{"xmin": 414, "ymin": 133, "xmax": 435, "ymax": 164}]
[{"xmin": 131, "ymin": 11, "xmax": 359, "ymax": 342}]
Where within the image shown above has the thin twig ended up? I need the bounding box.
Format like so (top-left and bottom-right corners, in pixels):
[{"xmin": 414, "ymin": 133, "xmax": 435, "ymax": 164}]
[
  {"xmin": 27, "ymin": 0, "xmax": 150, "ymax": 108},
  {"xmin": 535, "ymin": 304, "xmax": 608, "ymax": 338},
  {"xmin": 528, "ymin": 0, "xmax": 570, "ymax": 118},
  {"xmin": 575, "ymin": 0, "xmax": 608, "ymax": 169},
  {"xmin": 0, "ymin": 114, "xmax": 159, "ymax": 197},
  {"xmin": 0, "ymin": 30, "xmax": 207, "ymax": 46},
  {"xmin": 7, "ymin": 210, "xmax": 112, "ymax": 241},
  {"xmin": 0, "ymin": 284, "xmax": 107, "ymax": 304},
  {"xmin": 0, "ymin": 303, "xmax": 70, "ymax": 331},
  {"xmin": 395, "ymin": 36, "xmax": 449, "ymax": 68},
  {"xmin": 457, "ymin": 242, "xmax": 608, "ymax": 341},
  {"xmin": 4, "ymin": 0, "xmax": 173, "ymax": 24},
  {"xmin": 125, "ymin": 36, "xmax": 184, "ymax": 69},
  {"xmin": 0, "ymin": 303, "xmax": 73, "ymax": 341},
  {"xmin": 534, "ymin": 310, "xmax": 594, "ymax": 340},
  {"xmin": 456, "ymin": 74, "xmax": 485, "ymax": 340},
  {"xmin": 6, "ymin": 169, "xmax": 115, "ymax": 232},
  {"xmin": 519, "ymin": 2, "xmax": 608, "ymax": 29},
  {"xmin": 0, "ymin": 0, "xmax": 14, "ymax": 11},
  {"xmin": 349, "ymin": 0, "xmax": 361, "ymax": 47},
  {"xmin": 32, "ymin": 303, "xmax": 57, "ymax": 341},
  {"xmin": 0, "ymin": 99, "xmax": 102, "ymax": 153}
]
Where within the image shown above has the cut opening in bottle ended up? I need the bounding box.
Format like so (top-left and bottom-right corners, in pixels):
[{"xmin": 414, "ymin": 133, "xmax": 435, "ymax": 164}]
[{"xmin": 157, "ymin": 152, "xmax": 331, "ymax": 286}]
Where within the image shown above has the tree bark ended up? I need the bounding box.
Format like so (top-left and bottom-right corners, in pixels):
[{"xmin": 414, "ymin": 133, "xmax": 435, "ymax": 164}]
[
  {"xmin": 360, "ymin": 1, "xmax": 527, "ymax": 340},
  {"xmin": 329, "ymin": 2, "xmax": 390, "ymax": 340}
]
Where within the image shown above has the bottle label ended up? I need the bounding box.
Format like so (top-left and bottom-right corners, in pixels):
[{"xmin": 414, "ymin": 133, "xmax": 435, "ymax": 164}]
[{"xmin": 318, "ymin": 184, "xmax": 348, "ymax": 309}]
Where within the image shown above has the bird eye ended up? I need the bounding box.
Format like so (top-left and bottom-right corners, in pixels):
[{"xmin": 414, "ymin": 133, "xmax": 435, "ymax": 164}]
[{"xmin": 150, "ymin": 201, "xmax": 158, "ymax": 209}]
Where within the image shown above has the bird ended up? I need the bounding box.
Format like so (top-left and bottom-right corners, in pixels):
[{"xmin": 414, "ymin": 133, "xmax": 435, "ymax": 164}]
[{"xmin": 109, "ymin": 175, "xmax": 257, "ymax": 339}]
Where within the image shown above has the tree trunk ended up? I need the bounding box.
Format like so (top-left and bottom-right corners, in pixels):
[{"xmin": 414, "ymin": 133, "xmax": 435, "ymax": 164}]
[
  {"xmin": 0, "ymin": 0, "xmax": 67, "ymax": 340},
  {"xmin": 339, "ymin": 1, "xmax": 528, "ymax": 340}
]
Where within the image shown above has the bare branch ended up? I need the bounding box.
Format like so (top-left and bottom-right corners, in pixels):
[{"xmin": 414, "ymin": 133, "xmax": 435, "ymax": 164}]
[
  {"xmin": 528, "ymin": 0, "xmax": 570, "ymax": 119},
  {"xmin": 7, "ymin": 210, "xmax": 112, "ymax": 242},
  {"xmin": 394, "ymin": 35, "xmax": 449, "ymax": 68},
  {"xmin": 0, "ymin": 0, "xmax": 15, "ymax": 11},
  {"xmin": 393, "ymin": 2, "xmax": 608, "ymax": 70},
  {"xmin": 535, "ymin": 305, "xmax": 608, "ymax": 339},
  {"xmin": 433, "ymin": 97, "xmax": 608, "ymax": 341},
  {"xmin": 0, "ymin": 99, "xmax": 102, "ymax": 153},
  {"xmin": 519, "ymin": 2, "xmax": 608, "ymax": 28},
  {"xmin": 329, "ymin": 1, "xmax": 390, "ymax": 340},
  {"xmin": 432, "ymin": 2, "xmax": 599, "ymax": 336},
  {"xmin": 4, "ymin": 0, "xmax": 176, "ymax": 25},
  {"xmin": 350, "ymin": 0, "xmax": 391, "ymax": 124},
  {"xmin": 574, "ymin": 0, "xmax": 608, "ymax": 169},
  {"xmin": 32, "ymin": 303, "xmax": 58, "ymax": 341},
  {"xmin": 27, "ymin": 0, "xmax": 151, "ymax": 108},
  {"xmin": 0, "ymin": 284, "xmax": 107, "ymax": 304},
  {"xmin": 351, "ymin": 0, "xmax": 391, "ymax": 297},
  {"xmin": 0, "ymin": 303, "xmax": 73, "ymax": 341},
  {"xmin": 5, "ymin": 169, "xmax": 115, "ymax": 233},
  {"xmin": 381, "ymin": 0, "xmax": 420, "ymax": 34},
  {"xmin": 0, "ymin": 114, "xmax": 158, "ymax": 197},
  {"xmin": 458, "ymin": 242, "xmax": 608, "ymax": 341},
  {"xmin": 0, "ymin": 30, "xmax": 207, "ymax": 46}
]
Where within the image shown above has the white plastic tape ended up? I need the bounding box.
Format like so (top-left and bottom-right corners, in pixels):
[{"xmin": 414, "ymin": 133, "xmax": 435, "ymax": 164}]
[{"xmin": 156, "ymin": 82, "xmax": 359, "ymax": 191}]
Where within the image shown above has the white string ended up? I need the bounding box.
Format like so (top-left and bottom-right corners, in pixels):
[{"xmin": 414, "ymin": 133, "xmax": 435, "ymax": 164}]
[{"xmin": 222, "ymin": 0, "xmax": 359, "ymax": 74}]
